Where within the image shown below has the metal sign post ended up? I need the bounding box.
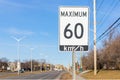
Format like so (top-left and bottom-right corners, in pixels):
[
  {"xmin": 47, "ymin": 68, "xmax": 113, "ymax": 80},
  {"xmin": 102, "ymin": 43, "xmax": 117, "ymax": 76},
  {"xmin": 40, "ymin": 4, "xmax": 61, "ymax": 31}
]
[
  {"xmin": 80, "ymin": 48, "xmax": 83, "ymax": 72},
  {"xmin": 72, "ymin": 50, "xmax": 76, "ymax": 80}
]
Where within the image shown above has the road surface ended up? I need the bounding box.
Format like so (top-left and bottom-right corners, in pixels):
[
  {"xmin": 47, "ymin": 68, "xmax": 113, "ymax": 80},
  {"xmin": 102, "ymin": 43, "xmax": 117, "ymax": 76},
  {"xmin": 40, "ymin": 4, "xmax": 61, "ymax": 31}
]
[{"xmin": 4, "ymin": 71, "xmax": 64, "ymax": 79}]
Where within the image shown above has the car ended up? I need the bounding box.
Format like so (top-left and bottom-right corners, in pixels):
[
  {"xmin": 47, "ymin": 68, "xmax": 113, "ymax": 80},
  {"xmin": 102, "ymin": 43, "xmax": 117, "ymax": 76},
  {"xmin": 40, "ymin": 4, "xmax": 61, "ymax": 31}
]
[{"xmin": 19, "ymin": 69, "xmax": 25, "ymax": 73}]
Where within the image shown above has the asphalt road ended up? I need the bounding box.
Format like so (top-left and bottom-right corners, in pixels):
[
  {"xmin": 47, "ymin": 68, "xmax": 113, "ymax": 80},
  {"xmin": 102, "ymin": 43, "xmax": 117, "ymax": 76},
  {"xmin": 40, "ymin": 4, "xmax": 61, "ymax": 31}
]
[{"xmin": 4, "ymin": 71, "xmax": 64, "ymax": 79}]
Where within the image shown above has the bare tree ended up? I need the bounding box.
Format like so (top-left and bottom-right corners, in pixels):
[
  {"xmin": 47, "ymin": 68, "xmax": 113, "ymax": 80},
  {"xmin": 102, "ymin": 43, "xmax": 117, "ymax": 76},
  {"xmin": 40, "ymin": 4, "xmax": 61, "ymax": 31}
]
[{"xmin": 82, "ymin": 29, "xmax": 120, "ymax": 70}]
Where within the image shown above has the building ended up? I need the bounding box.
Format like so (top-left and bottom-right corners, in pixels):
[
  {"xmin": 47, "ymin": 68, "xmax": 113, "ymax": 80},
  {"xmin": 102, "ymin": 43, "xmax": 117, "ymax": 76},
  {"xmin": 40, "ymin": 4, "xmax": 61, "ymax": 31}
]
[
  {"xmin": 8, "ymin": 62, "xmax": 17, "ymax": 72},
  {"xmin": 54, "ymin": 64, "xmax": 64, "ymax": 71}
]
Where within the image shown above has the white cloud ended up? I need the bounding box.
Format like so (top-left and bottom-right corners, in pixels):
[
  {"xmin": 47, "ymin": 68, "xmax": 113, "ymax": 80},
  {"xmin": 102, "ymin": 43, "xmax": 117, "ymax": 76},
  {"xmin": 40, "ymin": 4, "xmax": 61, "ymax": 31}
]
[
  {"xmin": 6, "ymin": 27, "xmax": 34, "ymax": 36},
  {"xmin": 0, "ymin": 0, "xmax": 36, "ymax": 9}
]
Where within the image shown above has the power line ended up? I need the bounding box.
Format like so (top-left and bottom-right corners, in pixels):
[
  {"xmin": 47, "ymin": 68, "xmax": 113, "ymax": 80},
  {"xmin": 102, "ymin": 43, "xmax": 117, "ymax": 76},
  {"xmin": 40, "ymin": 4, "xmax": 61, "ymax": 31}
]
[
  {"xmin": 89, "ymin": 18, "xmax": 120, "ymax": 47},
  {"xmin": 97, "ymin": 17, "xmax": 120, "ymax": 40},
  {"xmin": 97, "ymin": 0, "xmax": 119, "ymax": 33},
  {"xmin": 97, "ymin": 0, "xmax": 104, "ymax": 11},
  {"xmin": 97, "ymin": 23, "xmax": 120, "ymax": 42},
  {"xmin": 89, "ymin": 0, "xmax": 120, "ymax": 49},
  {"xmin": 100, "ymin": 0, "xmax": 119, "ymax": 24},
  {"xmin": 97, "ymin": 17, "xmax": 120, "ymax": 42}
]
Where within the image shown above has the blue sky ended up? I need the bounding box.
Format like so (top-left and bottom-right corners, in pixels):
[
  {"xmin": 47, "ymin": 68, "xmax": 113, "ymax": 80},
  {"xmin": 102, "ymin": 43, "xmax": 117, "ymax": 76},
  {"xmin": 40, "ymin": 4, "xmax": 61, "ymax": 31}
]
[{"xmin": 0, "ymin": 0, "xmax": 120, "ymax": 67}]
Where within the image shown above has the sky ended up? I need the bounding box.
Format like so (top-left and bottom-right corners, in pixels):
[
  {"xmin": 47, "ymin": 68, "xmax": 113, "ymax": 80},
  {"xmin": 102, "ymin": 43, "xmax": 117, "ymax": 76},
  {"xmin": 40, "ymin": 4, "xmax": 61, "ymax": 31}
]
[{"xmin": 0, "ymin": 0, "xmax": 120, "ymax": 67}]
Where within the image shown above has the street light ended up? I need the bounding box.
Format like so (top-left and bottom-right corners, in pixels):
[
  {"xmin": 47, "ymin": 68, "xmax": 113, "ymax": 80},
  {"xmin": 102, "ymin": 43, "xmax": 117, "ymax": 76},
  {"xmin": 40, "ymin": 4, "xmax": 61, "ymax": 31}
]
[
  {"xmin": 44, "ymin": 55, "xmax": 48, "ymax": 71},
  {"xmin": 30, "ymin": 48, "xmax": 34, "ymax": 73},
  {"xmin": 39, "ymin": 53, "xmax": 43, "ymax": 72},
  {"xmin": 11, "ymin": 36, "xmax": 25, "ymax": 75},
  {"xmin": 39, "ymin": 53, "xmax": 48, "ymax": 71}
]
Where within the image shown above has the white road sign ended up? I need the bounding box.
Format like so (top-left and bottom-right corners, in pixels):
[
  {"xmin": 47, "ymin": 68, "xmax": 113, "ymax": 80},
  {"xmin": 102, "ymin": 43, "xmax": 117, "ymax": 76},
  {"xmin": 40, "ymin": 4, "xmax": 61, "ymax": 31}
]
[{"xmin": 59, "ymin": 6, "xmax": 89, "ymax": 51}]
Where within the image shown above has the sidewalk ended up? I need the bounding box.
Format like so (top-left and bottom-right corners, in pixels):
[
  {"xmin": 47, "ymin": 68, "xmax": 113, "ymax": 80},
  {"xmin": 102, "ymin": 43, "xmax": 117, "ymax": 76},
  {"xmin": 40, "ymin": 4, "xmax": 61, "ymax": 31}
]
[
  {"xmin": 76, "ymin": 74, "xmax": 85, "ymax": 80},
  {"xmin": 69, "ymin": 71, "xmax": 86, "ymax": 80}
]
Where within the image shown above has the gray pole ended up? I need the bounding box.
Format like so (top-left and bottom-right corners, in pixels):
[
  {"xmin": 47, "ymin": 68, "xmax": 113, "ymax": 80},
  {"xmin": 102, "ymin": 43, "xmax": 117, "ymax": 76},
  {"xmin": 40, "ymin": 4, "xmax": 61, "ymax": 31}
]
[
  {"xmin": 17, "ymin": 40, "xmax": 20, "ymax": 75},
  {"xmin": 93, "ymin": 0, "xmax": 97, "ymax": 75},
  {"xmin": 11, "ymin": 36, "xmax": 25, "ymax": 76},
  {"xmin": 80, "ymin": 51, "xmax": 82, "ymax": 72},
  {"xmin": 72, "ymin": 50, "xmax": 76, "ymax": 80},
  {"xmin": 40, "ymin": 54, "xmax": 42, "ymax": 72},
  {"xmin": 30, "ymin": 48, "xmax": 34, "ymax": 73}
]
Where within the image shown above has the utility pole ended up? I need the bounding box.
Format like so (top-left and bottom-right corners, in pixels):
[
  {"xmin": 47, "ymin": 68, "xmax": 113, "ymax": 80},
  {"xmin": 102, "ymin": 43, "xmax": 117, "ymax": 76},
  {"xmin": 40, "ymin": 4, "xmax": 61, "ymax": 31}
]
[
  {"xmin": 11, "ymin": 36, "xmax": 25, "ymax": 75},
  {"xmin": 93, "ymin": 0, "xmax": 97, "ymax": 75}
]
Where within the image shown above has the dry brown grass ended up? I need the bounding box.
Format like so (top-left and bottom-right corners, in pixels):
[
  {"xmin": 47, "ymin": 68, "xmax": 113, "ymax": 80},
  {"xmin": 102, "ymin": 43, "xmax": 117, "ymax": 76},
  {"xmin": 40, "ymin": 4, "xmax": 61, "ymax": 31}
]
[
  {"xmin": 81, "ymin": 70, "xmax": 120, "ymax": 79},
  {"xmin": 60, "ymin": 72, "xmax": 72, "ymax": 80}
]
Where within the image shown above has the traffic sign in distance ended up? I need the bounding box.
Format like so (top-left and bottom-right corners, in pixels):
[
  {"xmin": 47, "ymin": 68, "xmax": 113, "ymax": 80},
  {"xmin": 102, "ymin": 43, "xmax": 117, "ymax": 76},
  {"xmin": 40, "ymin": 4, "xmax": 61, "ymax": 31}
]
[{"xmin": 59, "ymin": 6, "xmax": 89, "ymax": 51}]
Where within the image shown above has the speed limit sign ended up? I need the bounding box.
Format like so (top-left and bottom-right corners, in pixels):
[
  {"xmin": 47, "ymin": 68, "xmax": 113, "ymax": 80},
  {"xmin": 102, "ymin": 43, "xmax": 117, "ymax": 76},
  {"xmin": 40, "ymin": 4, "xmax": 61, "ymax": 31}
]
[{"xmin": 59, "ymin": 6, "xmax": 89, "ymax": 51}]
